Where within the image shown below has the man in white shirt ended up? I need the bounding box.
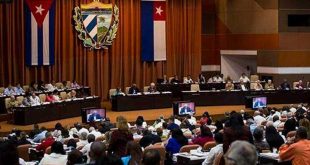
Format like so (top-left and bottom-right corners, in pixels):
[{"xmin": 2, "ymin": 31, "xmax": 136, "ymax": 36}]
[
  {"xmin": 80, "ymin": 134, "xmax": 96, "ymax": 163},
  {"xmin": 45, "ymin": 80, "xmax": 57, "ymax": 91},
  {"xmin": 239, "ymin": 73, "xmax": 250, "ymax": 83},
  {"xmin": 253, "ymin": 111, "xmax": 266, "ymax": 126},
  {"xmin": 202, "ymin": 132, "xmax": 223, "ymax": 165},
  {"xmin": 77, "ymin": 132, "xmax": 88, "ymax": 149},
  {"xmin": 89, "ymin": 127, "xmax": 102, "ymax": 139},
  {"xmin": 4, "ymin": 84, "xmax": 16, "ymax": 96},
  {"xmin": 213, "ymin": 74, "xmax": 223, "ymax": 83},
  {"xmin": 30, "ymin": 92, "xmax": 41, "ymax": 106},
  {"xmin": 39, "ymin": 141, "xmax": 67, "ymax": 165},
  {"xmin": 183, "ymin": 75, "xmax": 194, "ymax": 84}
]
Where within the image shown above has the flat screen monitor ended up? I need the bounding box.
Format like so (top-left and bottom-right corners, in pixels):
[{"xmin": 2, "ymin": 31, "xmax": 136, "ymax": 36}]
[
  {"xmin": 252, "ymin": 97, "xmax": 267, "ymax": 109},
  {"xmin": 173, "ymin": 101, "xmax": 195, "ymax": 116},
  {"xmin": 81, "ymin": 108, "xmax": 106, "ymax": 123}
]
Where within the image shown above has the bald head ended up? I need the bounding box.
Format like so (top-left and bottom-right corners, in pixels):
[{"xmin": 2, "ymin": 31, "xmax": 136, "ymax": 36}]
[{"xmin": 89, "ymin": 141, "xmax": 106, "ymax": 162}]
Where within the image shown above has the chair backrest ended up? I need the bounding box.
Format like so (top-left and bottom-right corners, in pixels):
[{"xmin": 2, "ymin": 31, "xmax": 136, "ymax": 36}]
[
  {"xmin": 0, "ymin": 87, "xmax": 4, "ymax": 94},
  {"xmin": 168, "ymin": 77, "xmax": 174, "ymax": 83},
  {"xmin": 292, "ymin": 81, "xmax": 299, "ymax": 88},
  {"xmin": 23, "ymin": 85, "xmax": 30, "ymax": 92},
  {"xmin": 179, "ymin": 144, "xmax": 200, "ymax": 153},
  {"xmin": 39, "ymin": 94, "xmax": 46, "ymax": 102},
  {"xmin": 66, "ymin": 81, "xmax": 71, "ymax": 88},
  {"xmin": 145, "ymin": 145, "xmax": 166, "ymax": 165},
  {"xmin": 190, "ymin": 84, "xmax": 200, "ymax": 92},
  {"xmin": 45, "ymin": 146, "xmax": 52, "ymax": 154},
  {"xmin": 60, "ymin": 92, "xmax": 68, "ymax": 100},
  {"xmin": 125, "ymin": 87, "xmax": 130, "ymax": 95},
  {"xmin": 203, "ymin": 141, "xmax": 216, "ymax": 151},
  {"xmin": 144, "ymin": 86, "xmax": 149, "ymax": 92},
  {"xmin": 250, "ymin": 75, "xmax": 259, "ymax": 82},
  {"xmin": 212, "ymin": 152, "xmax": 223, "ymax": 165},
  {"xmin": 109, "ymin": 89, "xmax": 116, "ymax": 99},
  {"xmin": 4, "ymin": 98, "xmax": 11, "ymax": 109},
  {"xmin": 17, "ymin": 144, "xmax": 32, "ymax": 161},
  {"xmin": 250, "ymin": 83, "xmax": 256, "ymax": 90},
  {"xmin": 55, "ymin": 82, "xmax": 64, "ymax": 89},
  {"xmin": 16, "ymin": 96, "xmax": 24, "ymax": 105},
  {"xmin": 183, "ymin": 77, "xmax": 187, "ymax": 82}
]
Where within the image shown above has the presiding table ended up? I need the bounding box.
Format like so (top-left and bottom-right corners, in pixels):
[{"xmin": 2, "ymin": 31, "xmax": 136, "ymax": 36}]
[
  {"xmin": 12, "ymin": 96, "xmax": 100, "ymax": 125},
  {"xmin": 182, "ymin": 89, "xmax": 310, "ymax": 106},
  {"xmin": 0, "ymin": 87, "xmax": 91, "ymax": 114},
  {"xmin": 111, "ymin": 92, "xmax": 174, "ymax": 111}
]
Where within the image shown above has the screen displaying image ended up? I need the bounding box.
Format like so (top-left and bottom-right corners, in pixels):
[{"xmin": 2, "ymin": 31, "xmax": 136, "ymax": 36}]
[
  {"xmin": 86, "ymin": 109, "xmax": 106, "ymax": 123},
  {"xmin": 178, "ymin": 102, "xmax": 195, "ymax": 115},
  {"xmin": 252, "ymin": 97, "xmax": 267, "ymax": 109}
]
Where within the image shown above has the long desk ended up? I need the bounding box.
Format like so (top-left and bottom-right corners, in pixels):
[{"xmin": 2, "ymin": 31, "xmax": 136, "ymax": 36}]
[
  {"xmin": 0, "ymin": 87, "xmax": 91, "ymax": 114},
  {"xmin": 12, "ymin": 97, "xmax": 100, "ymax": 125},
  {"xmin": 111, "ymin": 93, "xmax": 174, "ymax": 111},
  {"xmin": 182, "ymin": 90, "xmax": 310, "ymax": 106}
]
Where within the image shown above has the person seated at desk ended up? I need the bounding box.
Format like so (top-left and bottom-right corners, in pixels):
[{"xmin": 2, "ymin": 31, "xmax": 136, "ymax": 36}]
[
  {"xmin": 8, "ymin": 95, "xmax": 20, "ymax": 108},
  {"xmin": 170, "ymin": 75, "xmax": 180, "ymax": 84},
  {"xmin": 179, "ymin": 104, "xmax": 194, "ymax": 115},
  {"xmin": 239, "ymin": 73, "xmax": 250, "ymax": 83},
  {"xmin": 46, "ymin": 92, "xmax": 56, "ymax": 102},
  {"xmin": 36, "ymin": 132, "xmax": 55, "ymax": 152},
  {"xmin": 113, "ymin": 87, "xmax": 125, "ymax": 96},
  {"xmin": 128, "ymin": 83, "xmax": 140, "ymax": 94},
  {"xmin": 22, "ymin": 92, "xmax": 31, "ymax": 106},
  {"xmin": 30, "ymin": 92, "xmax": 41, "ymax": 106},
  {"xmin": 88, "ymin": 110, "xmax": 103, "ymax": 122},
  {"xmin": 29, "ymin": 82, "xmax": 39, "ymax": 92},
  {"xmin": 14, "ymin": 83, "xmax": 25, "ymax": 95},
  {"xmin": 238, "ymin": 80, "xmax": 248, "ymax": 91},
  {"xmin": 4, "ymin": 84, "xmax": 15, "ymax": 96},
  {"xmin": 162, "ymin": 74, "xmax": 169, "ymax": 84},
  {"xmin": 38, "ymin": 80, "xmax": 47, "ymax": 91},
  {"xmin": 294, "ymin": 80, "xmax": 304, "ymax": 90},
  {"xmin": 45, "ymin": 80, "xmax": 57, "ymax": 91},
  {"xmin": 264, "ymin": 79, "xmax": 275, "ymax": 90},
  {"xmin": 279, "ymin": 126, "xmax": 310, "ymax": 165},
  {"xmin": 148, "ymin": 83, "xmax": 158, "ymax": 93},
  {"xmin": 253, "ymin": 80, "xmax": 263, "ymax": 90},
  {"xmin": 198, "ymin": 73, "xmax": 206, "ymax": 84},
  {"xmin": 71, "ymin": 80, "xmax": 80, "ymax": 88},
  {"xmin": 280, "ymin": 79, "xmax": 291, "ymax": 90},
  {"xmin": 213, "ymin": 74, "xmax": 223, "ymax": 83},
  {"xmin": 183, "ymin": 75, "xmax": 194, "ymax": 84},
  {"xmin": 225, "ymin": 81, "xmax": 234, "ymax": 91},
  {"xmin": 68, "ymin": 90, "xmax": 77, "ymax": 99},
  {"xmin": 52, "ymin": 90, "xmax": 61, "ymax": 101},
  {"xmin": 225, "ymin": 76, "xmax": 233, "ymax": 83}
]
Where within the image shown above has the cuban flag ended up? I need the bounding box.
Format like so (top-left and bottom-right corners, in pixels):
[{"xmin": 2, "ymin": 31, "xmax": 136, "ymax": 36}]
[
  {"xmin": 24, "ymin": 0, "xmax": 55, "ymax": 66},
  {"xmin": 141, "ymin": 0, "xmax": 166, "ymax": 62}
]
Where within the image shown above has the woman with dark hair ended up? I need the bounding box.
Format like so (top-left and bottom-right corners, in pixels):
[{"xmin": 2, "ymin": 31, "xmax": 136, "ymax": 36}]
[
  {"xmin": 121, "ymin": 141, "xmax": 143, "ymax": 165},
  {"xmin": 282, "ymin": 118, "xmax": 297, "ymax": 137},
  {"xmin": 199, "ymin": 112, "xmax": 212, "ymax": 125},
  {"xmin": 135, "ymin": 116, "xmax": 147, "ymax": 130},
  {"xmin": 223, "ymin": 113, "xmax": 253, "ymax": 153},
  {"xmin": 53, "ymin": 122, "xmax": 64, "ymax": 139},
  {"xmin": 165, "ymin": 129, "xmax": 188, "ymax": 154},
  {"xmin": 192, "ymin": 125, "xmax": 214, "ymax": 146},
  {"xmin": 39, "ymin": 141, "xmax": 67, "ymax": 165},
  {"xmin": 265, "ymin": 126, "xmax": 285, "ymax": 151}
]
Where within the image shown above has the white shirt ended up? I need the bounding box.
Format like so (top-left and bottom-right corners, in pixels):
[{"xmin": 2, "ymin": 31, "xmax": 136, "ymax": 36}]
[
  {"xmin": 80, "ymin": 142, "xmax": 92, "ymax": 163},
  {"xmin": 184, "ymin": 78, "xmax": 194, "ymax": 84},
  {"xmin": 254, "ymin": 115, "xmax": 266, "ymax": 126},
  {"xmin": 30, "ymin": 96, "xmax": 41, "ymax": 106},
  {"xmin": 174, "ymin": 119, "xmax": 181, "ymax": 126},
  {"xmin": 45, "ymin": 84, "xmax": 56, "ymax": 91},
  {"xmin": 78, "ymin": 128, "xmax": 89, "ymax": 136},
  {"xmin": 239, "ymin": 76, "xmax": 250, "ymax": 83},
  {"xmin": 89, "ymin": 130, "xmax": 102, "ymax": 139},
  {"xmin": 213, "ymin": 77, "xmax": 223, "ymax": 83},
  {"xmin": 202, "ymin": 144, "xmax": 223, "ymax": 165},
  {"xmin": 39, "ymin": 153, "xmax": 67, "ymax": 165},
  {"xmin": 273, "ymin": 120, "xmax": 281, "ymax": 128},
  {"xmin": 77, "ymin": 139, "xmax": 88, "ymax": 148}
]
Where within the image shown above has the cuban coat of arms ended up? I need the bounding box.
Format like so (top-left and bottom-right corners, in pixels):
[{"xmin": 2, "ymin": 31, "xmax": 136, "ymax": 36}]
[{"xmin": 73, "ymin": 0, "xmax": 119, "ymax": 49}]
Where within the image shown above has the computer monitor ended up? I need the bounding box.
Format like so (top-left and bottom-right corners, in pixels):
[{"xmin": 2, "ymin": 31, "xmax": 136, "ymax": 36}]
[
  {"xmin": 81, "ymin": 108, "xmax": 106, "ymax": 123},
  {"xmin": 252, "ymin": 97, "xmax": 267, "ymax": 109},
  {"xmin": 173, "ymin": 101, "xmax": 195, "ymax": 116}
]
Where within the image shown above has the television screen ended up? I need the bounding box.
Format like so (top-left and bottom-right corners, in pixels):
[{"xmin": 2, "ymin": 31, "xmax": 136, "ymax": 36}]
[
  {"xmin": 173, "ymin": 101, "xmax": 195, "ymax": 116},
  {"xmin": 81, "ymin": 108, "xmax": 106, "ymax": 123},
  {"xmin": 252, "ymin": 97, "xmax": 267, "ymax": 109}
]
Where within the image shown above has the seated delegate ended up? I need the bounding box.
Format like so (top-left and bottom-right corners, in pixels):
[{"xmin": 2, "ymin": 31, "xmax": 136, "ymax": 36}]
[{"xmin": 128, "ymin": 83, "xmax": 140, "ymax": 94}]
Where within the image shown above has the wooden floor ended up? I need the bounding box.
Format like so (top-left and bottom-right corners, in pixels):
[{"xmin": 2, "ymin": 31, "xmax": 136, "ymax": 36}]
[{"xmin": 0, "ymin": 104, "xmax": 288, "ymax": 134}]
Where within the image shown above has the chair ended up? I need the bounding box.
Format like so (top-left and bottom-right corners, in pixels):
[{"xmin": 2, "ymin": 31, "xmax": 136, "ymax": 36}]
[
  {"xmin": 95, "ymin": 136, "xmax": 105, "ymax": 142},
  {"xmin": 16, "ymin": 96, "xmax": 24, "ymax": 105},
  {"xmin": 45, "ymin": 146, "xmax": 52, "ymax": 154},
  {"xmin": 190, "ymin": 84, "xmax": 200, "ymax": 92},
  {"xmin": 212, "ymin": 152, "xmax": 223, "ymax": 165},
  {"xmin": 203, "ymin": 141, "xmax": 216, "ymax": 151},
  {"xmin": 292, "ymin": 82, "xmax": 299, "ymax": 88},
  {"xmin": 145, "ymin": 145, "xmax": 166, "ymax": 165},
  {"xmin": 250, "ymin": 75, "xmax": 259, "ymax": 82},
  {"xmin": 109, "ymin": 89, "xmax": 116, "ymax": 99},
  {"xmin": 4, "ymin": 98, "xmax": 11, "ymax": 109},
  {"xmin": 55, "ymin": 82, "xmax": 64, "ymax": 89},
  {"xmin": 0, "ymin": 87, "xmax": 4, "ymax": 94},
  {"xmin": 250, "ymin": 83, "xmax": 256, "ymax": 90},
  {"xmin": 183, "ymin": 77, "xmax": 187, "ymax": 83},
  {"xmin": 179, "ymin": 144, "xmax": 200, "ymax": 153},
  {"xmin": 38, "ymin": 94, "xmax": 46, "ymax": 102},
  {"xmin": 144, "ymin": 86, "xmax": 149, "ymax": 92},
  {"xmin": 134, "ymin": 138, "xmax": 142, "ymax": 143},
  {"xmin": 23, "ymin": 85, "xmax": 30, "ymax": 92},
  {"xmin": 125, "ymin": 87, "xmax": 130, "ymax": 95},
  {"xmin": 60, "ymin": 92, "xmax": 68, "ymax": 100},
  {"xmin": 17, "ymin": 144, "xmax": 31, "ymax": 161},
  {"xmin": 66, "ymin": 81, "xmax": 71, "ymax": 88}
]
